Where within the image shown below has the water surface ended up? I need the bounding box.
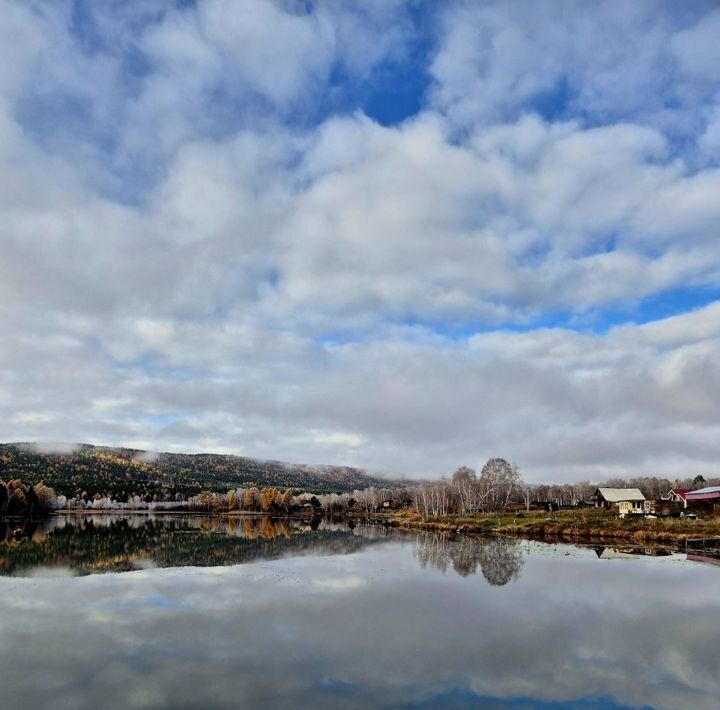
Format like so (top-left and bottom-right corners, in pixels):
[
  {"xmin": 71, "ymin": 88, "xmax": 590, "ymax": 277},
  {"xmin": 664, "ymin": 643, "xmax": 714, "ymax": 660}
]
[{"xmin": 0, "ymin": 514, "xmax": 718, "ymax": 709}]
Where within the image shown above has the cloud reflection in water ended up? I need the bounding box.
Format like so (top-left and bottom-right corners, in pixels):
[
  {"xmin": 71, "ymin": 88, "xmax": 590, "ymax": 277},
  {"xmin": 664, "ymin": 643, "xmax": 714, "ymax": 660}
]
[{"xmin": 0, "ymin": 516, "xmax": 718, "ymax": 709}]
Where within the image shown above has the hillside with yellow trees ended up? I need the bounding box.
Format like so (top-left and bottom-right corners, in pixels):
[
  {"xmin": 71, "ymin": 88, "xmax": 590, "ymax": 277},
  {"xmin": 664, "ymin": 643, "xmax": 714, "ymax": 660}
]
[{"xmin": 0, "ymin": 443, "xmax": 397, "ymax": 502}]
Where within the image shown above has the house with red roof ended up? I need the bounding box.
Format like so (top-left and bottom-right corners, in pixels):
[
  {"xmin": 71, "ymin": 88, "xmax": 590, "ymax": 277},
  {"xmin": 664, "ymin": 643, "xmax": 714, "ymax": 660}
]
[
  {"xmin": 662, "ymin": 488, "xmax": 691, "ymax": 509},
  {"xmin": 685, "ymin": 487, "xmax": 720, "ymax": 513}
]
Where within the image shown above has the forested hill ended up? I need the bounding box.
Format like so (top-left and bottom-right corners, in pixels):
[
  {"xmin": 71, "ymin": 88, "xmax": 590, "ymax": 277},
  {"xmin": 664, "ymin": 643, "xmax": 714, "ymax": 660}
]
[{"xmin": 0, "ymin": 443, "xmax": 396, "ymax": 500}]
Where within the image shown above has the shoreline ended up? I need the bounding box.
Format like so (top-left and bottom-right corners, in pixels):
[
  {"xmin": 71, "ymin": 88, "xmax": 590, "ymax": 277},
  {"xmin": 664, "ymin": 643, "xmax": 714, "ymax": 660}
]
[
  {"xmin": 6, "ymin": 508, "xmax": 720, "ymax": 549},
  {"xmin": 351, "ymin": 510, "xmax": 720, "ymax": 548}
]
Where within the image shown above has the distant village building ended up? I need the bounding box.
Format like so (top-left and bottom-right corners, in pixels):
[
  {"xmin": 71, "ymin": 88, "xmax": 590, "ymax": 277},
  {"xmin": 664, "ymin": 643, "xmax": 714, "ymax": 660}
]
[
  {"xmin": 662, "ymin": 488, "xmax": 690, "ymax": 508},
  {"xmin": 654, "ymin": 488, "xmax": 690, "ymax": 516},
  {"xmin": 591, "ymin": 488, "xmax": 647, "ymax": 515},
  {"xmin": 531, "ymin": 500, "xmax": 560, "ymax": 512},
  {"xmin": 685, "ymin": 486, "xmax": 720, "ymax": 513}
]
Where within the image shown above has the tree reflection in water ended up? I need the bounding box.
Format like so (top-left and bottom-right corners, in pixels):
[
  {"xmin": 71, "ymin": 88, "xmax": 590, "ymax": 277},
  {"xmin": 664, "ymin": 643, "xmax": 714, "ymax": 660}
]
[
  {"xmin": 414, "ymin": 533, "xmax": 524, "ymax": 585},
  {"xmin": 1, "ymin": 516, "xmax": 524, "ymax": 584},
  {"xmin": 0, "ymin": 515, "xmax": 377, "ymax": 576}
]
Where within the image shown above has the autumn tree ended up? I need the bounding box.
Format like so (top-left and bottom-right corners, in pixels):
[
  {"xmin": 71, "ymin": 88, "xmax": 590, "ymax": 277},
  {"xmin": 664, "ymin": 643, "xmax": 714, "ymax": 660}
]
[
  {"xmin": 197, "ymin": 491, "xmax": 217, "ymax": 512},
  {"xmin": 227, "ymin": 491, "xmax": 239, "ymax": 511},
  {"xmin": 260, "ymin": 488, "xmax": 281, "ymax": 512},
  {"xmin": 480, "ymin": 458, "xmax": 521, "ymax": 509},
  {"xmin": 244, "ymin": 488, "xmax": 259, "ymax": 511},
  {"xmin": 281, "ymin": 489, "xmax": 294, "ymax": 511},
  {"xmin": 452, "ymin": 466, "xmax": 477, "ymax": 514},
  {"xmin": 6, "ymin": 486, "xmax": 27, "ymax": 516}
]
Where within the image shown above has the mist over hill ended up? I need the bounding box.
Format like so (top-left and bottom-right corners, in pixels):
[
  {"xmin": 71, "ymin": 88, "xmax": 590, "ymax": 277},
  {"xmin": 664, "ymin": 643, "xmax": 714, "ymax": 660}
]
[{"xmin": 0, "ymin": 443, "xmax": 402, "ymax": 500}]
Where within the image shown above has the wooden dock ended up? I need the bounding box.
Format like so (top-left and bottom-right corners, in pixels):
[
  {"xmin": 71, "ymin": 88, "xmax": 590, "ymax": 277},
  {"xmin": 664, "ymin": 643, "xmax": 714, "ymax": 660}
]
[
  {"xmin": 686, "ymin": 537, "xmax": 720, "ymax": 551},
  {"xmin": 686, "ymin": 538, "xmax": 720, "ymax": 565}
]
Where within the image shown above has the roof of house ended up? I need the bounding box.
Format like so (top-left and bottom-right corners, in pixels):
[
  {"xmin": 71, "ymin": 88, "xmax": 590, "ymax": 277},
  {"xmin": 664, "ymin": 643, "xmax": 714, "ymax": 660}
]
[
  {"xmin": 686, "ymin": 486, "xmax": 720, "ymax": 500},
  {"xmin": 595, "ymin": 487, "xmax": 646, "ymax": 502},
  {"xmin": 669, "ymin": 488, "xmax": 691, "ymax": 497}
]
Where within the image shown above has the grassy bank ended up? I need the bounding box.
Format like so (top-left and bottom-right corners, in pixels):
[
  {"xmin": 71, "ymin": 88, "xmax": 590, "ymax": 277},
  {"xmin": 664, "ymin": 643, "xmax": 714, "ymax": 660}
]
[{"xmin": 380, "ymin": 509, "xmax": 720, "ymax": 546}]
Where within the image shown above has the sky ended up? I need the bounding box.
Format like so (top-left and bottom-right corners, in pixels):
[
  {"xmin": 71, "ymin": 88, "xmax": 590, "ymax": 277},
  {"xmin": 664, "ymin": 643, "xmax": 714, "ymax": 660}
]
[{"xmin": 2, "ymin": 0, "xmax": 720, "ymax": 482}]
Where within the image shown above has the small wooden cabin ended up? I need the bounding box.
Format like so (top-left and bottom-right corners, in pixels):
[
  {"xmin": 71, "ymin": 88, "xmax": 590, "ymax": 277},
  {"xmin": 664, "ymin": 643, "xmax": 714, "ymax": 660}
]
[{"xmin": 591, "ymin": 488, "xmax": 647, "ymax": 514}]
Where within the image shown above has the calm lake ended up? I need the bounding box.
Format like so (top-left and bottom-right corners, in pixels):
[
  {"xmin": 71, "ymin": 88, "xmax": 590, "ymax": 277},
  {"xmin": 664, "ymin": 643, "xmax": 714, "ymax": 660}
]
[{"xmin": 1, "ymin": 515, "xmax": 719, "ymax": 710}]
